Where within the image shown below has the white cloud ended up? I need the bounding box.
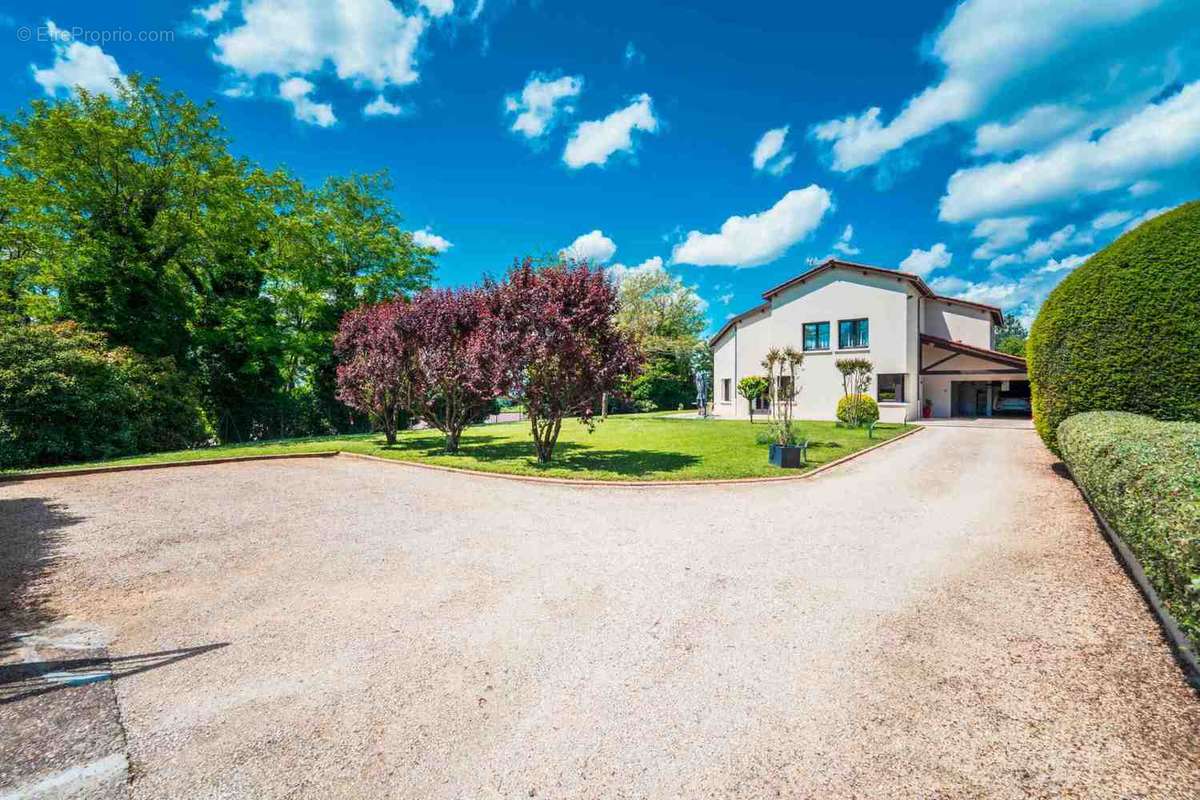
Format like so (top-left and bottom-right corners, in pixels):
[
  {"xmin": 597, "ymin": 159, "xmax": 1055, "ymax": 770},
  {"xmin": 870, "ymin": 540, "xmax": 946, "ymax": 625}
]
[
  {"xmin": 752, "ymin": 126, "xmax": 794, "ymax": 175},
  {"xmin": 412, "ymin": 228, "xmax": 452, "ymax": 252},
  {"xmin": 940, "ymin": 81, "xmax": 1200, "ymax": 221},
  {"xmin": 832, "ymin": 224, "xmax": 860, "ymax": 256},
  {"xmin": 1038, "ymin": 252, "xmax": 1092, "ymax": 274},
  {"xmin": 418, "ymin": 0, "xmax": 454, "ymax": 17},
  {"xmin": 969, "ymin": 216, "xmax": 1036, "ymax": 260},
  {"xmin": 214, "ymin": 0, "xmax": 427, "ymax": 89},
  {"xmin": 505, "ymin": 73, "xmax": 582, "ymax": 138},
  {"xmin": 1091, "ymin": 210, "xmax": 1135, "ymax": 231},
  {"xmin": 363, "ymin": 94, "xmax": 406, "ymax": 117},
  {"xmin": 671, "ymin": 185, "xmax": 833, "ymax": 268},
  {"xmin": 605, "ymin": 256, "xmax": 663, "ymax": 284},
  {"xmin": 971, "ymin": 104, "xmax": 1088, "ymax": 156},
  {"xmin": 193, "ymin": 0, "xmax": 230, "ymax": 24},
  {"xmin": 31, "ymin": 21, "xmax": 124, "ymax": 97},
  {"xmin": 470, "ymin": 0, "xmax": 485, "ymax": 21},
  {"xmin": 623, "ymin": 41, "xmax": 644, "ymax": 66},
  {"xmin": 718, "ymin": 292, "xmax": 734, "ymax": 305},
  {"xmin": 900, "ymin": 243, "xmax": 952, "ymax": 276},
  {"xmin": 563, "ymin": 94, "xmax": 659, "ymax": 169},
  {"xmin": 222, "ymin": 82, "xmax": 254, "ymax": 98},
  {"xmin": 278, "ymin": 77, "xmax": 336, "ymax": 127},
  {"xmin": 1128, "ymin": 179, "xmax": 1161, "ymax": 197},
  {"xmin": 563, "ymin": 230, "xmax": 617, "ymax": 264},
  {"xmin": 1021, "ymin": 224, "xmax": 1090, "ymax": 262},
  {"xmin": 811, "ymin": 0, "xmax": 1173, "ymax": 172},
  {"xmin": 1122, "ymin": 205, "xmax": 1174, "ymax": 233}
]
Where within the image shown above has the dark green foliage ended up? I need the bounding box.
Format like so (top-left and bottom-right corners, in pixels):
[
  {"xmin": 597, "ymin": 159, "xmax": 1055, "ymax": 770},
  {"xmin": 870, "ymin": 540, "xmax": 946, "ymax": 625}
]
[
  {"xmin": 0, "ymin": 77, "xmax": 432, "ymax": 461},
  {"xmin": 1058, "ymin": 412, "xmax": 1200, "ymax": 645},
  {"xmin": 0, "ymin": 322, "xmax": 210, "ymax": 468},
  {"xmin": 994, "ymin": 313, "xmax": 1028, "ymax": 357},
  {"xmin": 1028, "ymin": 201, "xmax": 1200, "ymax": 452},
  {"xmin": 629, "ymin": 355, "xmax": 694, "ymax": 411}
]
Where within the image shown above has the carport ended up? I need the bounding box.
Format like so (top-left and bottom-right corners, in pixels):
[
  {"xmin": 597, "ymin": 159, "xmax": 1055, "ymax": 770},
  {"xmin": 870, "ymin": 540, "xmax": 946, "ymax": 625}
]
[{"xmin": 918, "ymin": 334, "xmax": 1029, "ymax": 419}]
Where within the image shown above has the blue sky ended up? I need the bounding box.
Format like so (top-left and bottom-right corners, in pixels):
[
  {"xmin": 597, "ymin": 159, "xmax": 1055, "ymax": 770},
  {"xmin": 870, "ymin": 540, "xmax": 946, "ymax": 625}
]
[{"xmin": 3, "ymin": 0, "xmax": 1199, "ymax": 333}]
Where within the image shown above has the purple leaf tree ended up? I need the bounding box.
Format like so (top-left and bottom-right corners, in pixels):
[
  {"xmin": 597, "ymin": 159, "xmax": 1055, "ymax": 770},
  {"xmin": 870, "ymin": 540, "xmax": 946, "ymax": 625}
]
[
  {"xmin": 334, "ymin": 300, "xmax": 410, "ymax": 445},
  {"xmin": 491, "ymin": 257, "xmax": 641, "ymax": 463}
]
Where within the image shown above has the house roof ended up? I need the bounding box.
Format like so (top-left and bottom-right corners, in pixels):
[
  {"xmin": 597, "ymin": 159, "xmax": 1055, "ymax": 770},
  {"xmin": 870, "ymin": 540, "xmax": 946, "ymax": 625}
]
[
  {"xmin": 708, "ymin": 259, "xmax": 1004, "ymax": 346},
  {"xmin": 919, "ymin": 333, "xmax": 1027, "ymax": 369}
]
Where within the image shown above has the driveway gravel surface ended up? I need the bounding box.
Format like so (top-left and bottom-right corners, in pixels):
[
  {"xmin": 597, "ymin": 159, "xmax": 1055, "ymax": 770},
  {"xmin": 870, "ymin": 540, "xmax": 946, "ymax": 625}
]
[{"xmin": 1, "ymin": 425, "xmax": 1198, "ymax": 798}]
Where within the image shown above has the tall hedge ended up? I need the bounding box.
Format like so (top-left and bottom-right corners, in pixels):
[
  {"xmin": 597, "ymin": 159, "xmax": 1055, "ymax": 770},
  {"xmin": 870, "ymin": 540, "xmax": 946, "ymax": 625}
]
[
  {"xmin": 1058, "ymin": 412, "xmax": 1200, "ymax": 646},
  {"xmin": 1028, "ymin": 200, "xmax": 1200, "ymax": 452}
]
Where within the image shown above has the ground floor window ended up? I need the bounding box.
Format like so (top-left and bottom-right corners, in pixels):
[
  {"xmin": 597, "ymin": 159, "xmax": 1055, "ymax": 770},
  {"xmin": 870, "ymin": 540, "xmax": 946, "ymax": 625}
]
[
  {"xmin": 754, "ymin": 394, "xmax": 770, "ymax": 411},
  {"xmin": 877, "ymin": 373, "xmax": 905, "ymax": 402},
  {"xmin": 721, "ymin": 378, "xmax": 731, "ymax": 402}
]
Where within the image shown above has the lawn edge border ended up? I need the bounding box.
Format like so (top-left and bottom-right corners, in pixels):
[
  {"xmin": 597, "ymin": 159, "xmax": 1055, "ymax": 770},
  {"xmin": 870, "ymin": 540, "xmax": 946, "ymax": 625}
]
[
  {"xmin": 0, "ymin": 451, "xmax": 340, "ymax": 482},
  {"xmin": 337, "ymin": 425, "xmax": 923, "ymax": 488},
  {"xmin": 1061, "ymin": 461, "xmax": 1200, "ymax": 693}
]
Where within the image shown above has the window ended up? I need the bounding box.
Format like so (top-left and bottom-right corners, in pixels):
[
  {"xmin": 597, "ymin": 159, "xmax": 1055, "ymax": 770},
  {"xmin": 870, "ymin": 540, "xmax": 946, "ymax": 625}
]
[
  {"xmin": 802, "ymin": 321, "xmax": 830, "ymax": 351},
  {"xmin": 721, "ymin": 378, "xmax": 731, "ymax": 402},
  {"xmin": 838, "ymin": 318, "xmax": 869, "ymax": 349},
  {"xmin": 877, "ymin": 373, "xmax": 905, "ymax": 403},
  {"xmin": 754, "ymin": 394, "xmax": 770, "ymax": 411},
  {"xmin": 777, "ymin": 375, "xmax": 793, "ymax": 401}
]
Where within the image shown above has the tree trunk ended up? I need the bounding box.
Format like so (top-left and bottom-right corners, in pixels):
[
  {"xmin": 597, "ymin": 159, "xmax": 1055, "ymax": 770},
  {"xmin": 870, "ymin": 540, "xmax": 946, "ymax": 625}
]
[
  {"xmin": 445, "ymin": 427, "xmax": 461, "ymax": 453},
  {"xmin": 530, "ymin": 414, "xmax": 562, "ymax": 463},
  {"xmin": 601, "ymin": 392, "xmax": 608, "ymax": 420}
]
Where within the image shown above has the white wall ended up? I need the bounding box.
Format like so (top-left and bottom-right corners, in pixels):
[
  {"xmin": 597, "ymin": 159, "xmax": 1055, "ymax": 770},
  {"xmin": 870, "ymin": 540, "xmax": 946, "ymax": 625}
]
[
  {"xmin": 711, "ymin": 267, "xmax": 916, "ymax": 421},
  {"xmin": 922, "ymin": 299, "xmax": 993, "ymax": 349}
]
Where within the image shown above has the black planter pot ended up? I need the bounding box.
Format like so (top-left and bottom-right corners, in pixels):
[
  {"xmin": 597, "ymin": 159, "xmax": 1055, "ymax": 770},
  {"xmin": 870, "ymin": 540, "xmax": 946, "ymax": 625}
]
[{"xmin": 768, "ymin": 443, "xmax": 805, "ymax": 469}]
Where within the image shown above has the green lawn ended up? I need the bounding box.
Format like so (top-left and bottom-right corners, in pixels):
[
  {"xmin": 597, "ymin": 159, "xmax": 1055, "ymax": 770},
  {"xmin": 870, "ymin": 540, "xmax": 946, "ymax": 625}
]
[{"xmin": 7, "ymin": 413, "xmax": 911, "ymax": 482}]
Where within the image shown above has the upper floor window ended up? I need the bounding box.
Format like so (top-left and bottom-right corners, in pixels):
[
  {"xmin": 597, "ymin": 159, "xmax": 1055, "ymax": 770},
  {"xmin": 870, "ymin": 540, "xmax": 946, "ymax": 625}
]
[
  {"xmin": 803, "ymin": 321, "xmax": 830, "ymax": 351},
  {"xmin": 721, "ymin": 378, "xmax": 731, "ymax": 402},
  {"xmin": 838, "ymin": 318, "xmax": 869, "ymax": 349}
]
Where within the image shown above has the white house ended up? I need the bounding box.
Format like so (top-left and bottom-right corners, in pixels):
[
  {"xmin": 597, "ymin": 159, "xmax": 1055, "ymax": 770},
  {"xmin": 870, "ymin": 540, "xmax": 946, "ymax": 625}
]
[{"xmin": 709, "ymin": 259, "xmax": 1029, "ymax": 423}]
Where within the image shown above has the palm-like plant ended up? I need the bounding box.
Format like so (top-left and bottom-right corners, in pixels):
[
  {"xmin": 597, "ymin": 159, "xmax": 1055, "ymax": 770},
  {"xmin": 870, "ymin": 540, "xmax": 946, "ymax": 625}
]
[{"xmin": 761, "ymin": 346, "xmax": 804, "ymax": 445}]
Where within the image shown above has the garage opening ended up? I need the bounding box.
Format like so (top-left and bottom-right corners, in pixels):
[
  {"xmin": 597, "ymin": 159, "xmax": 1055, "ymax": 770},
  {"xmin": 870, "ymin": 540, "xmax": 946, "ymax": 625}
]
[{"xmin": 950, "ymin": 379, "xmax": 1031, "ymax": 418}]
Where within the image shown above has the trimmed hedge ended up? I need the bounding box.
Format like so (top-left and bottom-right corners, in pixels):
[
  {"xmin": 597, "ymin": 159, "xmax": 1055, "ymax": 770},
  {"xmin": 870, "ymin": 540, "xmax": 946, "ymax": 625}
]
[
  {"xmin": 836, "ymin": 393, "xmax": 879, "ymax": 427},
  {"xmin": 1058, "ymin": 412, "xmax": 1200, "ymax": 646},
  {"xmin": 1028, "ymin": 201, "xmax": 1200, "ymax": 453}
]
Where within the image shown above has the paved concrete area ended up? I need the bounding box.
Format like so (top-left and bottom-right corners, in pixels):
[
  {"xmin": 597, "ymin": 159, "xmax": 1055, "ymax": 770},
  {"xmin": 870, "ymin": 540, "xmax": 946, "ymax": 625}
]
[{"xmin": 1, "ymin": 426, "xmax": 1198, "ymax": 798}]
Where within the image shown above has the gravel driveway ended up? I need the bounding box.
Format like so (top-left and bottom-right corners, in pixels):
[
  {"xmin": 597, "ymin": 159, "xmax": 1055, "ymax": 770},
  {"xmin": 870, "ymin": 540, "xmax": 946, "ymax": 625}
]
[{"xmin": 2, "ymin": 426, "xmax": 1198, "ymax": 798}]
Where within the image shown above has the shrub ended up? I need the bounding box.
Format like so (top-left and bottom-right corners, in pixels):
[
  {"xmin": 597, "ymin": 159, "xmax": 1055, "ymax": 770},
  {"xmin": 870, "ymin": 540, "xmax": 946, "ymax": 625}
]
[
  {"xmin": 1028, "ymin": 201, "xmax": 1200, "ymax": 452},
  {"xmin": 836, "ymin": 393, "xmax": 878, "ymax": 427},
  {"xmin": 0, "ymin": 322, "xmax": 209, "ymax": 468},
  {"xmin": 1058, "ymin": 412, "xmax": 1200, "ymax": 646}
]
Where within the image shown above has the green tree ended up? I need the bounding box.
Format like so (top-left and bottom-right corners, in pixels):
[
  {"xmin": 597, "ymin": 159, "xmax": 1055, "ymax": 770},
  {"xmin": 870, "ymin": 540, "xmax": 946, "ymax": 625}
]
[
  {"xmin": 994, "ymin": 312, "xmax": 1028, "ymax": 357},
  {"xmin": 614, "ymin": 264, "xmax": 707, "ymax": 410},
  {"xmin": 0, "ymin": 77, "xmax": 435, "ymax": 441},
  {"xmin": 737, "ymin": 375, "xmax": 769, "ymax": 423},
  {"xmin": 268, "ymin": 172, "xmax": 435, "ymax": 431}
]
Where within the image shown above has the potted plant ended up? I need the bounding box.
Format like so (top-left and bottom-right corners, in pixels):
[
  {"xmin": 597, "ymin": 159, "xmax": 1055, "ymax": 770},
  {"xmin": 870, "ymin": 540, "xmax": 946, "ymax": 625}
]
[{"xmin": 761, "ymin": 346, "xmax": 806, "ymax": 468}]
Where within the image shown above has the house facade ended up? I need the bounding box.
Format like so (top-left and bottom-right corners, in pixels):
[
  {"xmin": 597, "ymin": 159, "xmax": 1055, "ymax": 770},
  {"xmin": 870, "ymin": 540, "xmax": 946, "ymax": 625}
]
[{"xmin": 709, "ymin": 260, "xmax": 1029, "ymax": 423}]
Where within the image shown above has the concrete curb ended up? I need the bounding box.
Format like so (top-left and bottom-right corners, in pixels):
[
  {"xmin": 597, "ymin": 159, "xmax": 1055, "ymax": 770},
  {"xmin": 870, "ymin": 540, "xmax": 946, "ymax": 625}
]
[
  {"xmin": 0, "ymin": 451, "xmax": 341, "ymax": 483},
  {"xmin": 337, "ymin": 425, "xmax": 923, "ymax": 488},
  {"xmin": 1062, "ymin": 462, "xmax": 1200, "ymax": 693}
]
